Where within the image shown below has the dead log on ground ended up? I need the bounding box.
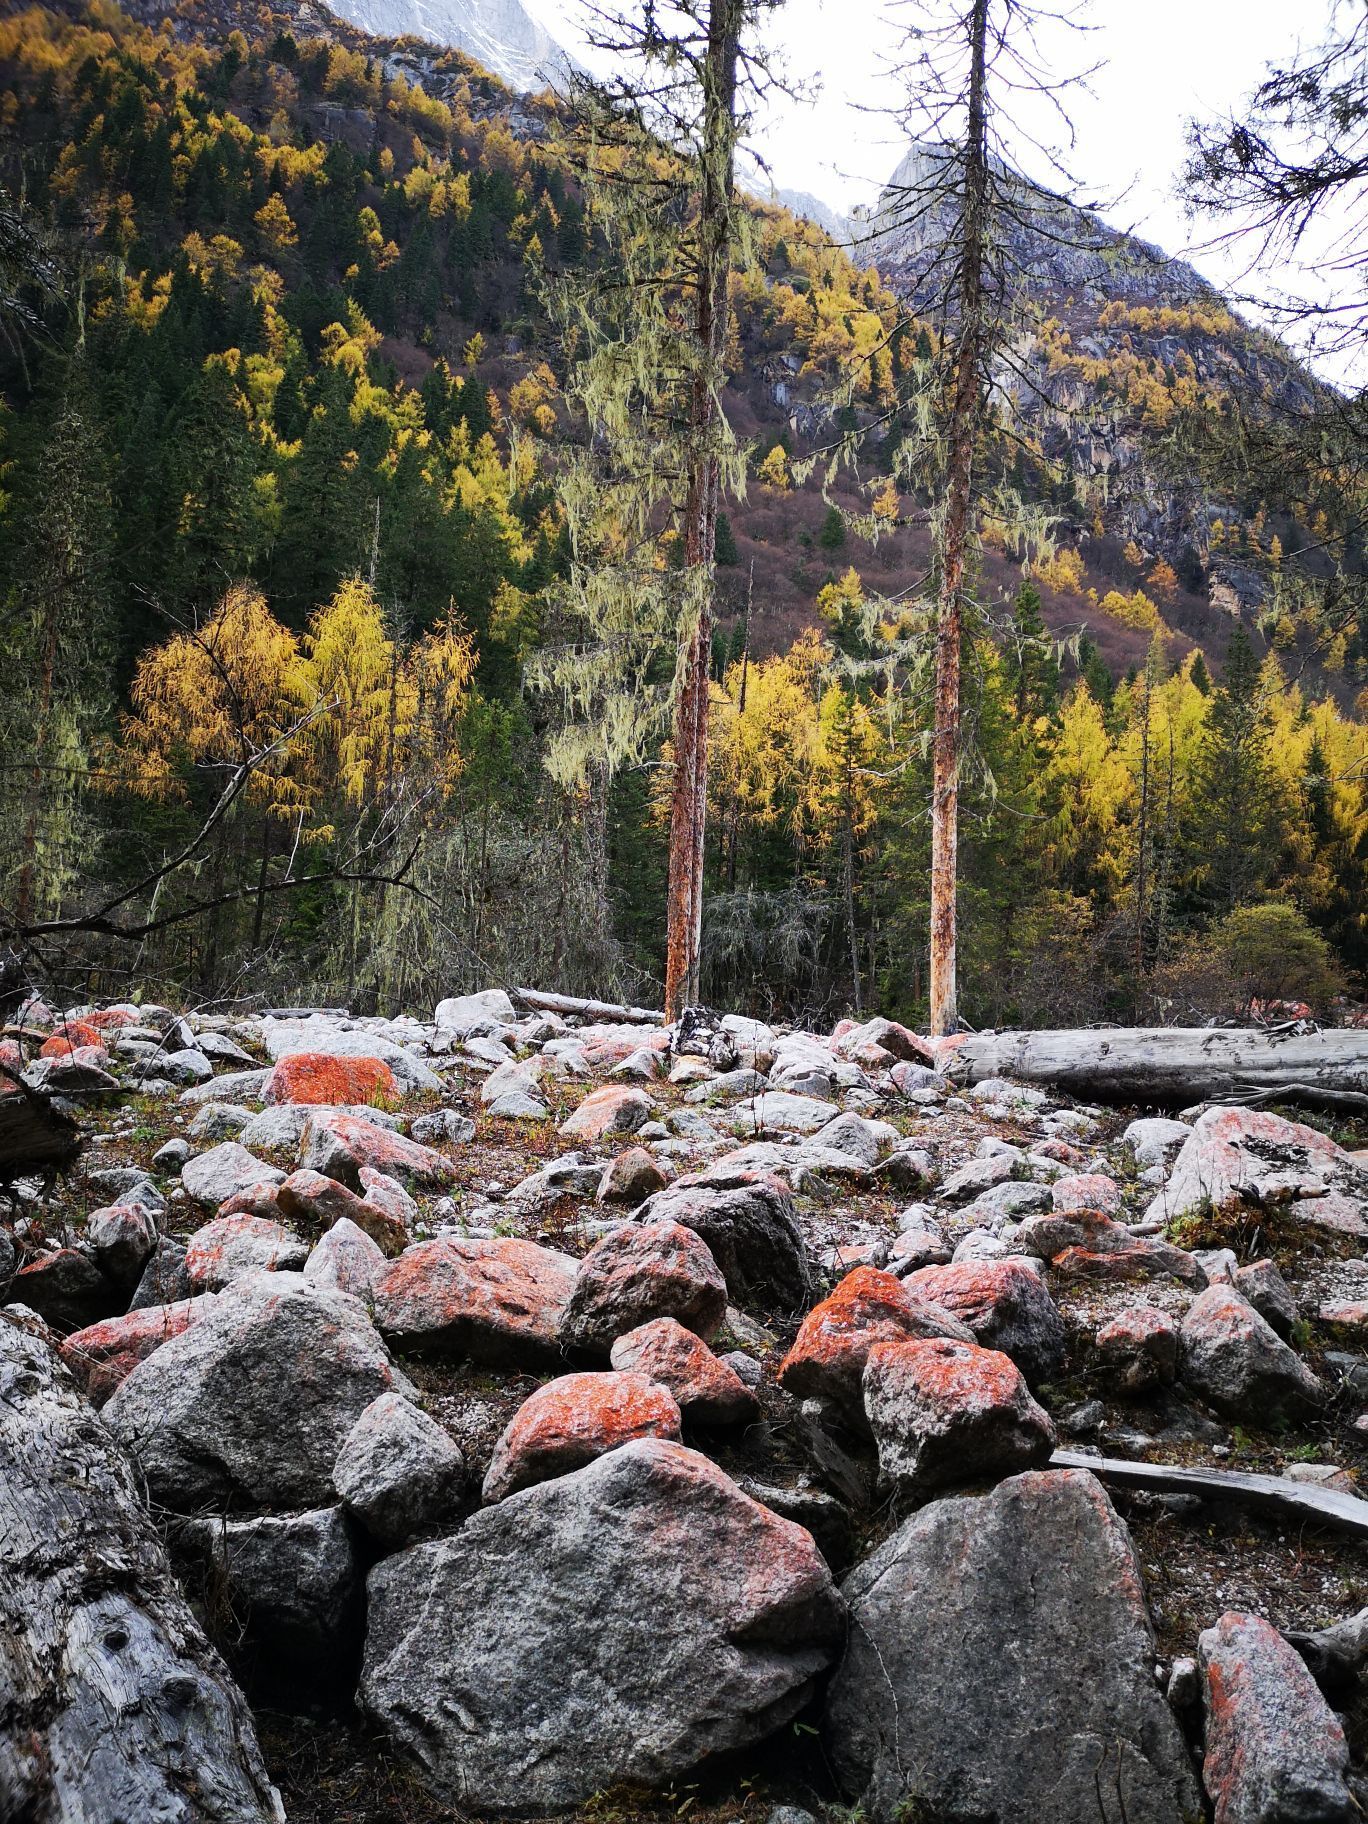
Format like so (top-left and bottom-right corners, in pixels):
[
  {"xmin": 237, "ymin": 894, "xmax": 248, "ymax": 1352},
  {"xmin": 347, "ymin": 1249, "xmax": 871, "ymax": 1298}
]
[
  {"xmin": 947, "ymin": 1026, "xmax": 1368, "ymax": 1111},
  {"xmin": 0, "ymin": 1319, "xmax": 283, "ymax": 1822},
  {"xmin": 511, "ymin": 988, "xmax": 665, "ymax": 1025},
  {"xmin": 1052, "ymin": 1448, "xmax": 1368, "ymax": 1540}
]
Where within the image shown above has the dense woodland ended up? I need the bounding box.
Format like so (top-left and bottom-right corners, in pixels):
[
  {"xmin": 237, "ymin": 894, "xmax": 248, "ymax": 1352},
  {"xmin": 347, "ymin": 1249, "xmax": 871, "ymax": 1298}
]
[{"xmin": 3, "ymin": 0, "xmax": 1368, "ymax": 1028}]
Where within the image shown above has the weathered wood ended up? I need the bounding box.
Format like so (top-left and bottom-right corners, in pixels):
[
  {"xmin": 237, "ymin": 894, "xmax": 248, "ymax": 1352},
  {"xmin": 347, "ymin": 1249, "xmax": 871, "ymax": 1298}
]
[
  {"xmin": 947, "ymin": 1026, "xmax": 1368, "ymax": 1109},
  {"xmin": 0, "ymin": 1081, "xmax": 81, "ymax": 1179},
  {"xmin": 1052, "ymin": 1449, "xmax": 1368, "ymax": 1540},
  {"xmin": 511, "ymin": 987, "xmax": 665, "ymax": 1026},
  {"xmin": 0, "ymin": 1319, "xmax": 283, "ymax": 1822}
]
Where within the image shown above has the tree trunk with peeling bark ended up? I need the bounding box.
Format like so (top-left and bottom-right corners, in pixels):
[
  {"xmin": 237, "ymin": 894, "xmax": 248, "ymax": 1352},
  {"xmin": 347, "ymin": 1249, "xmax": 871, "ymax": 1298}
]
[
  {"xmin": 0, "ymin": 1319, "xmax": 282, "ymax": 1823},
  {"xmin": 663, "ymin": 0, "xmax": 742, "ymax": 1024},
  {"xmin": 928, "ymin": 0, "xmax": 990, "ymax": 1040}
]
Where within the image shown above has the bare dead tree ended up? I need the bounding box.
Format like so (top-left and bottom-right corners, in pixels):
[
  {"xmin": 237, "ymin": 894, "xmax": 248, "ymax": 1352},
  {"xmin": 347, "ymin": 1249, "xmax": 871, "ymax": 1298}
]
[{"xmin": 868, "ymin": 0, "xmax": 1099, "ymax": 1034}]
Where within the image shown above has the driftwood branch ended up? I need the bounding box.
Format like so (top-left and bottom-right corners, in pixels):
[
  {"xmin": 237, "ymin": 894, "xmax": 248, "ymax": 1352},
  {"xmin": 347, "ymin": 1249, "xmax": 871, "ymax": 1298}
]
[
  {"xmin": 511, "ymin": 987, "xmax": 666, "ymax": 1025},
  {"xmin": 1053, "ymin": 1449, "xmax": 1368, "ymax": 1540},
  {"xmin": 948, "ymin": 1027, "xmax": 1368, "ymax": 1110},
  {"xmin": 0, "ymin": 1319, "xmax": 283, "ymax": 1821}
]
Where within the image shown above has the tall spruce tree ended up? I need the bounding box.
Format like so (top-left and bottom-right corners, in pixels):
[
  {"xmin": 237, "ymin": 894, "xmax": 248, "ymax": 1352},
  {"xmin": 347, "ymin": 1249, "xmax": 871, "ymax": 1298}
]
[{"xmin": 1192, "ymin": 627, "xmax": 1281, "ymax": 912}]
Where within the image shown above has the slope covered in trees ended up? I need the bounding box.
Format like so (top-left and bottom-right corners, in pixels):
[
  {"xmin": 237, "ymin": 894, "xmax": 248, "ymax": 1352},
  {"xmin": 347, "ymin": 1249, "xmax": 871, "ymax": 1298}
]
[{"xmin": 2, "ymin": 0, "xmax": 1367, "ymax": 1027}]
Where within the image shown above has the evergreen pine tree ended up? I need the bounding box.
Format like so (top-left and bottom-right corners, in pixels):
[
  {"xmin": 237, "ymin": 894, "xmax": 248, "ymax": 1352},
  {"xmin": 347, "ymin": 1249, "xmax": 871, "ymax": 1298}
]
[{"xmin": 1191, "ymin": 626, "xmax": 1281, "ymax": 911}]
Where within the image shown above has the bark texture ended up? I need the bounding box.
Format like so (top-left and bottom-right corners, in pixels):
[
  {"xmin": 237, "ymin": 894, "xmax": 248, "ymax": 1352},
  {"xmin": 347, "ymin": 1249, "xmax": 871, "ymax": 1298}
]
[
  {"xmin": 663, "ymin": 0, "xmax": 742, "ymax": 1022},
  {"xmin": 928, "ymin": 0, "xmax": 990, "ymax": 1039},
  {"xmin": 0, "ymin": 1318, "xmax": 282, "ymax": 1824},
  {"xmin": 947, "ymin": 1025, "xmax": 1368, "ymax": 1108}
]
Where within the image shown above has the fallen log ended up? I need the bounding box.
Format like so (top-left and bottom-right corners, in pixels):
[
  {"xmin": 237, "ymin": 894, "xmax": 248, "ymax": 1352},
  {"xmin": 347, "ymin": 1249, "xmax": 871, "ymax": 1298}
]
[
  {"xmin": 947, "ymin": 1026, "xmax": 1368, "ymax": 1110},
  {"xmin": 0, "ymin": 1319, "xmax": 283, "ymax": 1823},
  {"xmin": 1052, "ymin": 1448, "xmax": 1368, "ymax": 1541},
  {"xmin": 511, "ymin": 987, "xmax": 665, "ymax": 1026}
]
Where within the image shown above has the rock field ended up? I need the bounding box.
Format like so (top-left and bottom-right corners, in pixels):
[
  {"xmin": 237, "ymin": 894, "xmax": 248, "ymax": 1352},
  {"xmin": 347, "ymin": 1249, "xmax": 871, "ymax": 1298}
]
[{"xmin": 5, "ymin": 988, "xmax": 1368, "ymax": 1823}]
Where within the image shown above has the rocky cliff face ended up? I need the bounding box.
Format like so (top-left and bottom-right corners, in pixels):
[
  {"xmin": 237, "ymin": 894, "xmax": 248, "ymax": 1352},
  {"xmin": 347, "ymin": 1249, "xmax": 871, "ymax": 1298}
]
[{"xmin": 326, "ymin": 0, "xmax": 575, "ymax": 90}]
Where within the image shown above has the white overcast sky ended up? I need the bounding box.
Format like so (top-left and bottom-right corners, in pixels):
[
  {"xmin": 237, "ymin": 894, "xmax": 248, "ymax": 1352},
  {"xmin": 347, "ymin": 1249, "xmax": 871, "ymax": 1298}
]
[{"xmin": 524, "ymin": 0, "xmax": 1342, "ymax": 366}]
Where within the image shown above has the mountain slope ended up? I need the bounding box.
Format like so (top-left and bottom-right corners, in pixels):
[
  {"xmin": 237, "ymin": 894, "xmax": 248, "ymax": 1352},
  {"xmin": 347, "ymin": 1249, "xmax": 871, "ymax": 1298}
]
[{"xmin": 326, "ymin": 0, "xmax": 575, "ymax": 91}]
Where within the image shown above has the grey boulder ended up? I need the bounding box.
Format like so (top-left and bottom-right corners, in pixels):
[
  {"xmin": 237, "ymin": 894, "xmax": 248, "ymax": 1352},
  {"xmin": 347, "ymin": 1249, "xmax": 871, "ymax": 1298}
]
[
  {"xmin": 333, "ymin": 1391, "xmax": 465, "ymax": 1547},
  {"xmin": 360, "ymin": 1438, "xmax": 844, "ymax": 1813},
  {"xmin": 104, "ymin": 1274, "xmax": 411, "ymax": 1511},
  {"xmin": 823, "ymin": 1467, "xmax": 1202, "ymax": 1824}
]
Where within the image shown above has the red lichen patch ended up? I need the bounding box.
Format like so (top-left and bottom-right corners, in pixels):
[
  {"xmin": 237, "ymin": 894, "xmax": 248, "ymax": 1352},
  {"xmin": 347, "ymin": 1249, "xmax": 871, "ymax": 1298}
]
[
  {"xmin": 1199, "ymin": 1611, "xmax": 1352, "ymax": 1823},
  {"xmin": 61, "ymin": 1298, "xmax": 211, "ymax": 1405},
  {"xmin": 610, "ymin": 1317, "xmax": 758, "ymax": 1424},
  {"xmin": 300, "ymin": 1114, "xmax": 455, "ymax": 1192},
  {"xmin": 373, "ymin": 1236, "xmax": 577, "ymax": 1367},
  {"xmin": 560, "ymin": 1219, "xmax": 728, "ymax": 1356},
  {"xmin": 777, "ymin": 1265, "xmax": 972, "ymax": 1426},
  {"xmin": 185, "ymin": 1213, "xmax": 306, "ymax": 1290},
  {"xmin": 277, "ymin": 1168, "xmax": 407, "ymax": 1256},
  {"xmin": 84, "ymin": 1008, "xmax": 142, "ymax": 1031},
  {"xmin": 265, "ymin": 1052, "xmax": 399, "ymax": 1108},
  {"xmin": 1319, "ymin": 1300, "xmax": 1368, "ymax": 1328},
  {"xmin": 1053, "ymin": 1242, "xmax": 1199, "ymax": 1283},
  {"xmin": 902, "ymin": 1260, "xmax": 1067, "ymax": 1384},
  {"xmin": 1051, "ymin": 1172, "xmax": 1123, "ymax": 1215},
  {"xmin": 40, "ymin": 1020, "xmax": 106, "ymax": 1059},
  {"xmin": 218, "ymin": 1183, "xmax": 287, "ymax": 1221},
  {"xmin": 482, "ymin": 1369, "xmax": 681, "ymax": 1501},
  {"xmin": 0, "ymin": 1038, "xmax": 21, "ymax": 1075},
  {"xmin": 862, "ymin": 1335, "xmax": 1056, "ymax": 1492},
  {"xmin": 1094, "ymin": 1305, "xmax": 1180, "ymax": 1393}
]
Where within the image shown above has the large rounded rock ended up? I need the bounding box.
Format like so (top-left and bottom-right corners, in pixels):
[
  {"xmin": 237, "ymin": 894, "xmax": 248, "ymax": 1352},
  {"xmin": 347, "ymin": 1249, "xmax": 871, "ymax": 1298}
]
[
  {"xmin": 185, "ymin": 1213, "xmax": 308, "ymax": 1291},
  {"xmin": 823, "ymin": 1467, "xmax": 1202, "ymax": 1824},
  {"xmin": 483, "ymin": 1370, "xmax": 682, "ymax": 1502},
  {"xmin": 634, "ymin": 1177, "xmax": 814, "ymax": 1311},
  {"xmin": 559, "ymin": 1220, "xmax": 727, "ymax": 1356},
  {"xmin": 862, "ymin": 1336, "xmax": 1055, "ymax": 1493},
  {"xmin": 1199, "ymin": 1611, "xmax": 1353, "ymax": 1824},
  {"xmin": 181, "ymin": 1142, "xmax": 284, "ymax": 1210},
  {"xmin": 902, "ymin": 1259, "xmax": 1067, "ymax": 1383},
  {"xmin": 373, "ymin": 1237, "xmax": 576, "ymax": 1367},
  {"xmin": 103, "ymin": 1274, "xmax": 412, "ymax": 1511},
  {"xmin": 1179, "ymin": 1285, "xmax": 1322, "ymax": 1418},
  {"xmin": 298, "ymin": 1112, "xmax": 453, "ymax": 1191},
  {"xmin": 778, "ymin": 1266, "xmax": 973, "ymax": 1428},
  {"xmin": 265, "ymin": 1051, "xmax": 398, "ymax": 1107},
  {"xmin": 361, "ymin": 1438, "xmax": 844, "ymax": 1812}
]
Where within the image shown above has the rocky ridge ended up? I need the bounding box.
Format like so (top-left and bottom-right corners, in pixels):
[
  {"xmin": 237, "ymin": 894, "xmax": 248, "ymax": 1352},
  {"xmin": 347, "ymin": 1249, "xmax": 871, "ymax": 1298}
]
[{"xmin": 4, "ymin": 986, "xmax": 1368, "ymax": 1819}]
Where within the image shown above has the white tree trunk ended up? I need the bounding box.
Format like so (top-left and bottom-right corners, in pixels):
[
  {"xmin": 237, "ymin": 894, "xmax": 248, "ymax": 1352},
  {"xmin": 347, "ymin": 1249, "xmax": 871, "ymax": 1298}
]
[{"xmin": 0, "ymin": 1319, "xmax": 283, "ymax": 1823}]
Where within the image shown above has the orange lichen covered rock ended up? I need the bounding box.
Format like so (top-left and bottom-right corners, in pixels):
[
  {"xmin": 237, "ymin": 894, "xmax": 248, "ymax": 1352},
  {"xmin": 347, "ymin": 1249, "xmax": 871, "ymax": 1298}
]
[
  {"xmin": 373, "ymin": 1236, "xmax": 577, "ymax": 1367},
  {"xmin": 482, "ymin": 1370, "xmax": 682, "ymax": 1502},
  {"xmin": 299, "ymin": 1113, "xmax": 455, "ymax": 1192},
  {"xmin": 560, "ymin": 1219, "xmax": 728, "ymax": 1357},
  {"xmin": 276, "ymin": 1168, "xmax": 406, "ymax": 1256},
  {"xmin": 61, "ymin": 1297, "xmax": 215, "ymax": 1405},
  {"xmin": 84, "ymin": 1007, "xmax": 142, "ymax": 1031},
  {"xmin": 40, "ymin": 1021, "xmax": 106, "ymax": 1059},
  {"xmin": 265, "ymin": 1052, "xmax": 399, "ymax": 1108},
  {"xmin": 777, "ymin": 1266, "xmax": 973, "ymax": 1427},
  {"xmin": 557, "ymin": 1083, "xmax": 653, "ymax": 1141},
  {"xmin": 862, "ymin": 1336, "xmax": 1055, "ymax": 1493},
  {"xmin": 610, "ymin": 1317, "xmax": 759, "ymax": 1424},
  {"xmin": 1199, "ymin": 1611, "xmax": 1353, "ymax": 1824}
]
